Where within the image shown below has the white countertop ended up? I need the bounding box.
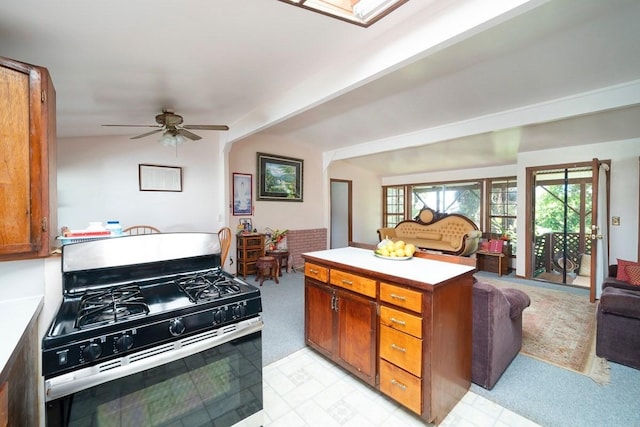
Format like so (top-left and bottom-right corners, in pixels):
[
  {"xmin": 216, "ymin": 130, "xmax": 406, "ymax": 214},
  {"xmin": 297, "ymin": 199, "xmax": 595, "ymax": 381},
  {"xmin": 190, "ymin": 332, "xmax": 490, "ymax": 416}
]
[
  {"xmin": 302, "ymin": 247, "xmax": 475, "ymax": 285},
  {"xmin": 0, "ymin": 295, "xmax": 43, "ymax": 375}
]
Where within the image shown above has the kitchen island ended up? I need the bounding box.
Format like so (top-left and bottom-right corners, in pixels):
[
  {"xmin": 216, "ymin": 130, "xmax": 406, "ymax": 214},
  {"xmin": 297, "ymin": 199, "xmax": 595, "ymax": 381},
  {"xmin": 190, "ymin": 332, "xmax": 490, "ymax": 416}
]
[{"xmin": 302, "ymin": 246, "xmax": 475, "ymax": 425}]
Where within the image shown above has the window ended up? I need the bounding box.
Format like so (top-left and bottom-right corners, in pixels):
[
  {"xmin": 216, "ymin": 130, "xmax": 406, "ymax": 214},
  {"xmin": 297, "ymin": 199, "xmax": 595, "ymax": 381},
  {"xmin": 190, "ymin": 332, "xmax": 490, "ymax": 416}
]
[
  {"xmin": 382, "ymin": 186, "xmax": 405, "ymax": 227},
  {"xmin": 382, "ymin": 178, "xmax": 518, "ymax": 241},
  {"xmin": 278, "ymin": 0, "xmax": 410, "ymax": 27},
  {"xmin": 488, "ymin": 177, "xmax": 517, "ymax": 245},
  {"xmin": 410, "ymin": 181, "xmax": 481, "ymax": 225}
]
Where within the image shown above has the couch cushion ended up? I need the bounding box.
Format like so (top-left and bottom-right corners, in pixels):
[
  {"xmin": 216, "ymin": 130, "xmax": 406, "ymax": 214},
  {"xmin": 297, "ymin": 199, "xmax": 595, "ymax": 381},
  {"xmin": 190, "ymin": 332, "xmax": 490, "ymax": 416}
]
[
  {"xmin": 616, "ymin": 258, "xmax": 640, "ymax": 282},
  {"xmin": 625, "ymin": 265, "xmax": 640, "ymax": 286},
  {"xmin": 416, "ymin": 232, "xmax": 442, "ymax": 240},
  {"xmin": 578, "ymin": 254, "xmax": 591, "ymax": 277}
]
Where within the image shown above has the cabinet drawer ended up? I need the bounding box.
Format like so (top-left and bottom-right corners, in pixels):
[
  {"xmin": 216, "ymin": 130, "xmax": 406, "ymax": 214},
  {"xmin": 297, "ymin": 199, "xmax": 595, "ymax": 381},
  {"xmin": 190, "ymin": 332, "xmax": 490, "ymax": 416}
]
[
  {"xmin": 239, "ymin": 236, "xmax": 264, "ymax": 248},
  {"xmin": 380, "ymin": 306, "xmax": 422, "ymax": 339},
  {"xmin": 330, "ymin": 269, "xmax": 376, "ymax": 298},
  {"xmin": 305, "ymin": 262, "xmax": 329, "ymax": 283},
  {"xmin": 379, "ymin": 359, "xmax": 422, "ymax": 415},
  {"xmin": 380, "ymin": 283, "xmax": 422, "ymax": 313},
  {"xmin": 379, "ymin": 325, "xmax": 422, "ymax": 376}
]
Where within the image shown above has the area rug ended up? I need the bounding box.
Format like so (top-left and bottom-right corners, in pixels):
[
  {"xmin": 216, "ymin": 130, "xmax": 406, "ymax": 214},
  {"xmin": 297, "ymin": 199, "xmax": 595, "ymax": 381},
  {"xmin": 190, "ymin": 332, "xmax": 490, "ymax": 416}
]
[{"xmin": 479, "ymin": 277, "xmax": 610, "ymax": 384}]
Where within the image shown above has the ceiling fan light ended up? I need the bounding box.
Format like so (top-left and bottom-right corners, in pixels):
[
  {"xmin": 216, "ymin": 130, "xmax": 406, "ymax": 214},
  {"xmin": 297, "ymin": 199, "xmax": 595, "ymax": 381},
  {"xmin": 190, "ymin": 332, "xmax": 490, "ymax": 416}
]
[{"xmin": 159, "ymin": 131, "xmax": 186, "ymax": 147}]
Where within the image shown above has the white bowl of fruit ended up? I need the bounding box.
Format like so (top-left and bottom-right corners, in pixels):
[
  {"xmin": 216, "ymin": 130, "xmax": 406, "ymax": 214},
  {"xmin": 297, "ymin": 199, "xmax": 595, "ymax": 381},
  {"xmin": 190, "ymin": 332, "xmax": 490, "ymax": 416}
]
[{"xmin": 374, "ymin": 239, "xmax": 416, "ymax": 260}]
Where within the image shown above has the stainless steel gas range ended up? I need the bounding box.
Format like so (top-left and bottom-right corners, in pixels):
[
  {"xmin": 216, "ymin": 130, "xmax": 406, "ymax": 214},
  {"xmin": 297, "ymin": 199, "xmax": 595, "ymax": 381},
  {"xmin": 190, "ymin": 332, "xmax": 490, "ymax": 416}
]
[{"xmin": 42, "ymin": 232, "xmax": 263, "ymax": 427}]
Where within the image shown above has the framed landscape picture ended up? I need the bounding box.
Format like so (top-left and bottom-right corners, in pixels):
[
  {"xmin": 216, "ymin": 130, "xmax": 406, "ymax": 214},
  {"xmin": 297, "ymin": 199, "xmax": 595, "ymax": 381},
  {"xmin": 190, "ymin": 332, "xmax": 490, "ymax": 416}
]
[{"xmin": 257, "ymin": 153, "xmax": 303, "ymax": 202}]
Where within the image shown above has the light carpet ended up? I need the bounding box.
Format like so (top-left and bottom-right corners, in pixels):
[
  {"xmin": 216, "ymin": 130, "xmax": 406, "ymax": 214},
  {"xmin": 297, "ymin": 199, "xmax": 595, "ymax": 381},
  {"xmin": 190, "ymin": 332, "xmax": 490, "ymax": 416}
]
[{"xmin": 480, "ymin": 276, "xmax": 610, "ymax": 384}]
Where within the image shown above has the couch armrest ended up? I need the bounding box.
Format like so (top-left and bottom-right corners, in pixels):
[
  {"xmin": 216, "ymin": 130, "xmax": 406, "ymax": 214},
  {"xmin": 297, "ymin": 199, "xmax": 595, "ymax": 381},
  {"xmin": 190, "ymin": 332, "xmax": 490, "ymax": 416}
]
[
  {"xmin": 500, "ymin": 288, "xmax": 531, "ymax": 319},
  {"xmin": 458, "ymin": 230, "xmax": 482, "ymax": 256},
  {"xmin": 600, "ymin": 287, "xmax": 640, "ymax": 319},
  {"xmin": 377, "ymin": 228, "xmax": 396, "ymax": 241}
]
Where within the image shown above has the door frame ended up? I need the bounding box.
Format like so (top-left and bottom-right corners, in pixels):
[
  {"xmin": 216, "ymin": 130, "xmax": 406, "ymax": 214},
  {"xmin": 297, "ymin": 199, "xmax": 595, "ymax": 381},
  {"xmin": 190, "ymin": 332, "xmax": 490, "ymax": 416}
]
[{"xmin": 525, "ymin": 160, "xmax": 610, "ymax": 301}]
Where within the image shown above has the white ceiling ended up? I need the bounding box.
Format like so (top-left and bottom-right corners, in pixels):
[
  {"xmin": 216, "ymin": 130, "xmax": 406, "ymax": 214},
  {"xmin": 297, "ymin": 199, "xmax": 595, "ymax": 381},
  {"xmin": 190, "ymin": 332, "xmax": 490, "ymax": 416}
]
[{"xmin": 1, "ymin": 0, "xmax": 639, "ymax": 176}]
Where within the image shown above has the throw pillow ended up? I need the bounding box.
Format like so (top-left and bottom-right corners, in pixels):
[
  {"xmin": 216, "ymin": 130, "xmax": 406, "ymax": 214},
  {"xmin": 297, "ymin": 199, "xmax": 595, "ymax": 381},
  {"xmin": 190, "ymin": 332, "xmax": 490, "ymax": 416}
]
[
  {"xmin": 616, "ymin": 258, "xmax": 640, "ymax": 282},
  {"xmin": 625, "ymin": 265, "xmax": 640, "ymax": 285},
  {"xmin": 578, "ymin": 254, "xmax": 591, "ymax": 277}
]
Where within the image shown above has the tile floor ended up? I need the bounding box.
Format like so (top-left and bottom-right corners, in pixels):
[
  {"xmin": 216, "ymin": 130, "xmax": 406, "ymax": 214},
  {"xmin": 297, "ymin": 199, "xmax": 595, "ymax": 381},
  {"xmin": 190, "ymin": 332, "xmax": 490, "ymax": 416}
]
[{"xmin": 263, "ymin": 347, "xmax": 540, "ymax": 427}]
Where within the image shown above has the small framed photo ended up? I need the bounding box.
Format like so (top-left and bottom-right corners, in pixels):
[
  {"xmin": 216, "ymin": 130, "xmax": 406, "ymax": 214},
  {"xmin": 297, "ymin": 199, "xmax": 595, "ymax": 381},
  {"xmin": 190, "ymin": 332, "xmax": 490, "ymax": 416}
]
[
  {"xmin": 139, "ymin": 164, "xmax": 182, "ymax": 192},
  {"xmin": 257, "ymin": 153, "xmax": 303, "ymax": 202},
  {"xmin": 232, "ymin": 173, "xmax": 252, "ymax": 216},
  {"xmin": 239, "ymin": 218, "xmax": 253, "ymax": 232}
]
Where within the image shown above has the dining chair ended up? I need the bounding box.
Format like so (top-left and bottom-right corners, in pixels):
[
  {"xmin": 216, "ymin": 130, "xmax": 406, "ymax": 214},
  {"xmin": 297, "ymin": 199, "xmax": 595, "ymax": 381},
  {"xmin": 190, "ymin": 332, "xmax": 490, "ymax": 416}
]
[
  {"xmin": 218, "ymin": 227, "xmax": 232, "ymax": 267},
  {"xmin": 122, "ymin": 225, "xmax": 161, "ymax": 235}
]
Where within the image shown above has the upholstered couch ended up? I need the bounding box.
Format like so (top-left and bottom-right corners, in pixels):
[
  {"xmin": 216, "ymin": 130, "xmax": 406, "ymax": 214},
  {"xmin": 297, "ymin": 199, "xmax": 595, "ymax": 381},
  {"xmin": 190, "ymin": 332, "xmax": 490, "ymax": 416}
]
[
  {"xmin": 595, "ymin": 264, "xmax": 640, "ymax": 370},
  {"xmin": 377, "ymin": 207, "xmax": 482, "ymax": 256},
  {"xmin": 472, "ymin": 280, "xmax": 531, "ymax": 389}
]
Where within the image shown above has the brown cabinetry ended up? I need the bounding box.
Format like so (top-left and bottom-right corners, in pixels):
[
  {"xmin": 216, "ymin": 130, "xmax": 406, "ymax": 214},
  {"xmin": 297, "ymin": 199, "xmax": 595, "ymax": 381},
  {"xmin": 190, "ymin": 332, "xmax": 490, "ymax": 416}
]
[
  {"xmin": 305, "ymin": 268, "xmax": 377, "ymax": 385},
  {"xmin": 0, "ymin": 317, "xmax": 38, "ymax": 426},
  {"xmin": 0, "ymin": 56, "xmax": 57, "ymax": 261},
  {"xmin": 236, "ymin": 234, "xmax": 265, "ymax": 279},
  {"xmin": 303, "ymin": 248, "xmax": 474, "ymax": 425}
]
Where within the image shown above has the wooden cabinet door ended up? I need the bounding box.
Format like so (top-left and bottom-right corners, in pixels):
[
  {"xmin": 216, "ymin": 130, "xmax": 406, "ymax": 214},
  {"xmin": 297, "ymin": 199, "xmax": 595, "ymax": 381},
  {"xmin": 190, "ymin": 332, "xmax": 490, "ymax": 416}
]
[
  {"xmin": 336, "ymin": 289, "xmax": 376, "ymax": 384},
  {"xmin": 305, "ymin": 280, "xmax": 335, "ymax": 357},
  {"xmin": 0, "ymin": 56, "xmax": 56, "ymax": 260}
]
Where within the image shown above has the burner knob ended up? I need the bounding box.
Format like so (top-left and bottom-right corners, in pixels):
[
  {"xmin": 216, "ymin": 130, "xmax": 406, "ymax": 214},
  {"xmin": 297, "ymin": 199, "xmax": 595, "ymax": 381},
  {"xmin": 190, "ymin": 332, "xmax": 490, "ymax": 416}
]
[
  {"xmin": 82, "ymin": 342, "xmax": 102, "ymax": 362},
  {"xmin": 169, "ymin": 318, "xmax": 186, "ymax": 336},
  {"xmin": 115, "ymin": 334, "xmax": 134, "ymax": 352},
  {"xmin": 231, "ymin": 304, "xmax": 246, "ymax": 319},
  {"xmin": 213, "ymin": 309, "xmax": 225, "ymax": 324}
]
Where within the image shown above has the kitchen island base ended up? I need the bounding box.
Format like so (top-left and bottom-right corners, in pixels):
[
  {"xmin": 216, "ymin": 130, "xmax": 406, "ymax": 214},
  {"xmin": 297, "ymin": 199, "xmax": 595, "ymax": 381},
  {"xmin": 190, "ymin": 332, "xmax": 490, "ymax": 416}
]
[{"xmin": 303, "ymin": 247, "xmax": 474, "ymax": 425}]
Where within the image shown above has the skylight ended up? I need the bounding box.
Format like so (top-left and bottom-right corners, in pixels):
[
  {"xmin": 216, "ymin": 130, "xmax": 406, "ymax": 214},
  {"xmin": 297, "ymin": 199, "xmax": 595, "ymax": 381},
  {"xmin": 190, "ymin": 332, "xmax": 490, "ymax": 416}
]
[{"xmin": 279, "ymin": 0, "xmax": 410, "ymax": 27}]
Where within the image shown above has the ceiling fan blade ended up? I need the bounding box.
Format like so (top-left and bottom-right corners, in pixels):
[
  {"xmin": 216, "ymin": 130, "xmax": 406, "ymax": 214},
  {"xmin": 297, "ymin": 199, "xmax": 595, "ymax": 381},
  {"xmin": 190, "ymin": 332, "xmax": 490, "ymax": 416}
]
[
  {"xmin": 102, "ymin": 124, "xmax": 162, "ymax": 128},
  {"xmin": 182, "ymin": 124, "xmax": 229, "ymax": 131},
  {"xmin": 177, "ymin": 128, "xmax": 202, "ymax": 141},
  {"xmin": 131, "ymin": 129, "xmax": 163, "ymax": 139}
]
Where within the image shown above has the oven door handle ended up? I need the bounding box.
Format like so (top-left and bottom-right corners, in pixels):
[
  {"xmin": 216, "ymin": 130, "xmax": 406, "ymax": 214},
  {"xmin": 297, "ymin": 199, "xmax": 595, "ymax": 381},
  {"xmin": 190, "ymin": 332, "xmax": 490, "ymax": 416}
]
[{"xmin": 45, "ymin": 317, "xmax": 263, "ymax": 401}]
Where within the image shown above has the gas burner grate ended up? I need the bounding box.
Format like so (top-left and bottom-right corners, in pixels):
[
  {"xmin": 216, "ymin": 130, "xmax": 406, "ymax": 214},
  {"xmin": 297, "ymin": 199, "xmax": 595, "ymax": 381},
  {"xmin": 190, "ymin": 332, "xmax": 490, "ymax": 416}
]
[
  {"xmin": 75, "ymin": 284, "xmax": 149, "ymax": 329},
  {"xmin": 176, "ymin": 269, "xmax": 242, "ymax": 303}
]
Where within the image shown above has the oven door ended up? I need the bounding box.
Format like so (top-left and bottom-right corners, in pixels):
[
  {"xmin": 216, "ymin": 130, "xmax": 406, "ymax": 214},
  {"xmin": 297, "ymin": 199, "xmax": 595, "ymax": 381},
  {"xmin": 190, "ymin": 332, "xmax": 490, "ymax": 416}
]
[{"xmin": 45, "ymin": 317, "xmax": 263, "ymax": 427}]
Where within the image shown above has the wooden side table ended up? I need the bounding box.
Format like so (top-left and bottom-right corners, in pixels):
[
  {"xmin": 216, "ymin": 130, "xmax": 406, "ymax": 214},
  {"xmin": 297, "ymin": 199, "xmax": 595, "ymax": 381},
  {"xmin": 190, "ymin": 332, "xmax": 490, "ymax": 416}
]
[
  {"xmin": 265, "ymin": 249, "xmax": 289, "ymax": 276},
  {"xmin": 476, "ymin": 245, "xmax": 511, "ymax": 276}
]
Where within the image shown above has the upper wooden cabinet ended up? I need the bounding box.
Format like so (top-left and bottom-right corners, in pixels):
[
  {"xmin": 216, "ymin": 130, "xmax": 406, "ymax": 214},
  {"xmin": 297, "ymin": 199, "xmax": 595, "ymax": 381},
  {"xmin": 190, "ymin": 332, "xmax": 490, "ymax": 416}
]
[{"xmin": 0, "ymin": 56, "xmax": 57, "ymax": 261}]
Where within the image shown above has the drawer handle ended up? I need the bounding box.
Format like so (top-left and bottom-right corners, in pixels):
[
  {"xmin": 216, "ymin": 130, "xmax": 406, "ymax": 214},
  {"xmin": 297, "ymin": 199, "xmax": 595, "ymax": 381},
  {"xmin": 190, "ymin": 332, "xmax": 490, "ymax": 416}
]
[
  {"xmin": 341, "ymin": 279, "xmax": 353, "ymax": 285},
  {"xmin": 391, "ymin": 343, "xmax": 406, "ymax": 353},
  {"xmin": 390, "ymin": 293, "xmax": 406, "ymax": 301},
  {"xmin": 309, "ymin": 269, "xmax": 319, "ymax": 274},
  {"xmin": 391, "ymin": 379, "xmax": 407, "ymax": 391},
  {"xmin": 390, "ymin": 317, "xmax": 406, "ymax": 326}
]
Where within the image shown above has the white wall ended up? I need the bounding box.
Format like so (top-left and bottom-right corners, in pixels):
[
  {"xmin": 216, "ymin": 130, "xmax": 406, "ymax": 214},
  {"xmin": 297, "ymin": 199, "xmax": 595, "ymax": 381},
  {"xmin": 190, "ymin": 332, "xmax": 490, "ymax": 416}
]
[
  {"xmin": 228, "ymin": 135, "xmax": 324, "ymax": 233},
  {"xmin": 57, "ymin": 135, "xmax": 226, "ymax": 233},
  {"xmin": 328, "ymin": 160, "xmax": 382, "ymax": 245}
]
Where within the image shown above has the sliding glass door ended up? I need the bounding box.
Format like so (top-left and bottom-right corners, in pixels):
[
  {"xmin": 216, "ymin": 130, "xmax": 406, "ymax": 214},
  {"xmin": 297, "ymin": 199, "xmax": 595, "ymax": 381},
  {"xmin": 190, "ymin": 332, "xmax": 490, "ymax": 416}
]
[{"xmin": 529, "ymin": 166, "xmax": 593, "ymax": 287}]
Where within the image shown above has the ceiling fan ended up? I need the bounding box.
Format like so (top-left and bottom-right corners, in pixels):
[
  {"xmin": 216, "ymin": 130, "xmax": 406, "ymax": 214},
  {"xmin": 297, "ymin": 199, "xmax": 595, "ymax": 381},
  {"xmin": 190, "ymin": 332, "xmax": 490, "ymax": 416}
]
[{"xmin": 103, "ymin": 109, "xmax": 229, "ymax": 143}]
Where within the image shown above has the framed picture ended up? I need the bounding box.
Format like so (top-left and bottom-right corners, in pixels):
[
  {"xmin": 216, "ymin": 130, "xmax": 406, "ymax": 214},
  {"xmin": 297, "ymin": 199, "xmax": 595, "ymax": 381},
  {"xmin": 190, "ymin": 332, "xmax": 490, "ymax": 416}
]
[
  {"xmin": 257, "ymin": 152, "xmax": 303, "ymax": 202},
  {"xmin": 139, "ymin": 164, "xmax": 182, "ymax": 192},
  {"xmin": 232, "ymin": 173, "xmax": 253, "ymax": 216},
  {"xmin": 239, "ymin": 218, "xmax": 252, "ymax": 232}
]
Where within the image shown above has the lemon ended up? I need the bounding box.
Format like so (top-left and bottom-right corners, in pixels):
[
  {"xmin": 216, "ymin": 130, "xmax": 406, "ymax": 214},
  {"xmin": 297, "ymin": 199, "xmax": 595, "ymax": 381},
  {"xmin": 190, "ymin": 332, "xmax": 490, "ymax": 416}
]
[
  {"xmin": 381, "ymin": 249, "xmax": 390, "ymax": 257},
  {"xmin": 404, "ymin": 244, "xmax": 416, "ymax": 256},
  {"xmin": 395, "ymin": 248, "xmax": 405, "ymax": 257},
  {"xmin": 394, "ymin": 240, "xmax": 405, "ymax": 249},
  {"xmin": 386, "ymin": 243, "xmax": 395, "ymax": 252}
]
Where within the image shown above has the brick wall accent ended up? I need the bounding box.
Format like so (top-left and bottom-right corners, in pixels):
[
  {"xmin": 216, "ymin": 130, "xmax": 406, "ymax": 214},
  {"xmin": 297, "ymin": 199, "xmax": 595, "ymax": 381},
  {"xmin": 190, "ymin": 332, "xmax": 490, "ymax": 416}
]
[{"xmin": 286, "ymin": 228, "xmax": 327, "ymax": 270}]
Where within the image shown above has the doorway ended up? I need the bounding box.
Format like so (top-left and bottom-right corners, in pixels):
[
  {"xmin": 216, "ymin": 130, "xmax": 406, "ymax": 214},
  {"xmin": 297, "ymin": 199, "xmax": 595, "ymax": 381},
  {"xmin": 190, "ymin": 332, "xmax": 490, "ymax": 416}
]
[
  {"xmin": 530, "ymin": 166, "xmax": 592, "ymax": 287},
  {"xmin": 330, "ymin": 179, "xmax": 352, "ymax": 249},
  {"xmin": 526, "ymin": 160, "xmax": 609, "ymax": 301}
]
